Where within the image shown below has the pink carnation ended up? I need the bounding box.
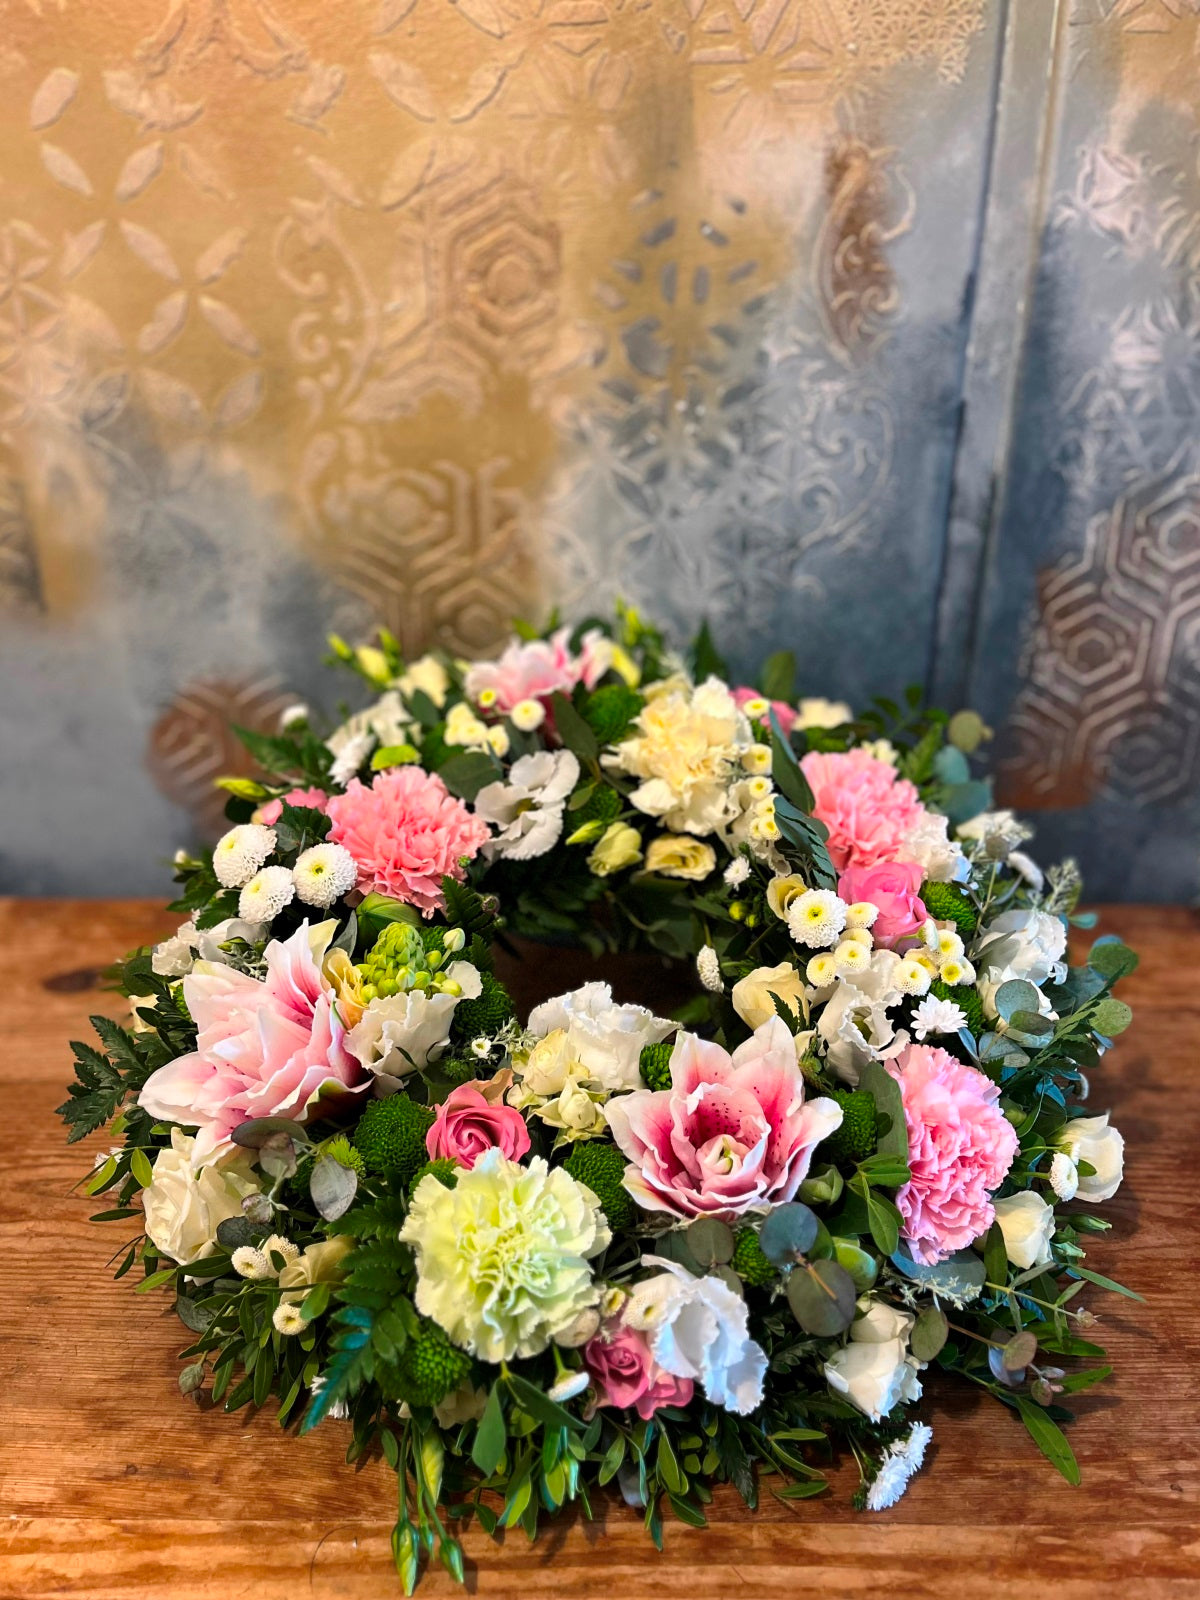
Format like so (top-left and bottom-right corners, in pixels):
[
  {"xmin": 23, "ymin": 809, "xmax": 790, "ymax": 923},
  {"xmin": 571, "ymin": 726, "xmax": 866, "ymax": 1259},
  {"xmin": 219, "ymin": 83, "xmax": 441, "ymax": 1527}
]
[
  {"xmin": 887, "ymin": 1043, "xmax": 1019, "ymax": 1265},
  {"xmin": 326, "ymin": 766, "xmax": 489, "ymax": 917},
  {"xmin": 583, "ymin": 1321, "xmax": 694, "ymax": 1420},
  {"xmin": 463, "ymin": 626, "xmax": 609, "ymax": 715},
  {"xmin": 426, "ymin": 1083, "xmax": 531, "ymax": 1169},
  {"xmin": 137, "ymin": 923, "xmax": 367, "ymax": 1162},
  {"xmin": 605, "ymin": 1016, "xmax": 844, "ymax": 1220},
  {"xmin": 800, "ymin": 748, "xmax": 928, "ymax": 873},
  {"xmin": 254, "ymin": 786, "xmax": 329, "ymax": 826},
  {"xmin": 838, "ymin": 860, "xmax": 927, "ymax": 948},
  {"xmin": 733, "ymin": 686, "xmax": 796, "ymax": 735}
]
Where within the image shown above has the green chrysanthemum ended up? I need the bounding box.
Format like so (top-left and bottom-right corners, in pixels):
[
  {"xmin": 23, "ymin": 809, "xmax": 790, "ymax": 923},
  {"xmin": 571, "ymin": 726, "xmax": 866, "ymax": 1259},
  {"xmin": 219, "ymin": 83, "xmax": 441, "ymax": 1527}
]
[
  {"xmin": 451, "ymin": 972, "xmax": 514, "ymax": 1037},
  {"xmin": 568, "ymin": 785, "xmax": 622, "ymax": 830},
  {"xmin": 352, "ymin": 1095, "xmax": 436, "ymax": 1185},
  {"xmin": 437, "ymin": 1054, "xmax": 482, "ymax": 1086},
  {"xmin": 921, "ymin": 881, "xmax": 978, "ymax": 935},
  {"xmin": 639, "ymin": 1040, "xmax": 674, "ymax": 1092},
  {"xmin": 732, "ymin": 1227, "xmax": 776, "ymax": 1288},
  {"xmin": 584, "ymin": 683, "xmax": 643, "ymax": 744},
  {"xmin": 393, "ymin": 1317, "xmax": 472, "ymax": 1408},
  {"xmin": 822, "ymin": 1089, "xmax": 877, "ymax": 1164},
  {"xmin": 563, "ymin": 1141, "xmax": 635, "ymax": 1231}
]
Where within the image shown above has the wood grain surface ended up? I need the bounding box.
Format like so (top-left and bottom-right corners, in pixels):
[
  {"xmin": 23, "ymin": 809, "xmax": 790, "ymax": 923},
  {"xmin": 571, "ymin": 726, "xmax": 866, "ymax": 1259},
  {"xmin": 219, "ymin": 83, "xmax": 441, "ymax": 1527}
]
[{"xmin": 1, "ymin": 900, "xmax": 1197, "ymax": 1599}]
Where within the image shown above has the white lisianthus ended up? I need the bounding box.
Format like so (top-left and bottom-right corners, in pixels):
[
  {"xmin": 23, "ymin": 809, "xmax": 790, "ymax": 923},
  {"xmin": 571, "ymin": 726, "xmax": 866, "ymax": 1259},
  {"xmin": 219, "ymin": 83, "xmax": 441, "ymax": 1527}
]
[
  {"xmin": 142, "ymin": 1129, "xmax": 260, "ymax": 1266},
  {"xmin": 816, "ymin": 950, "xmax": 909, "ymax": 1083},
  {"xmin": 1059, "ymin": 1113, "xmax": 1124, "ymax": 1202},
  {"xmin": 524, "ymin": 982, "xmax": 674, "ymax": 1095},
  {"xmin": 603, "ymin": 676, "xmax": 747, "ymax": 836},
  {"xmin": 993, "ymin": 1190, "xmax": 1056, "ymax": 1270},
  {"xmin": 627, "ymin": 1257, "xmax": 768, "ymax": 1415},
  {"xmin": 213, "ymin": 823, "xmax": 276, "ymax": 889},
  {"xmin": 898, "ymin": 811, "xmax": 963, "ymax": 882},
  {"xmin": 587, "ymin": 821, "xmax": 643, "ymax": 876},
  {"xmin": 957, "ymin": 809, "xmax": 1032, "ymax": 858},
  {"xmin": 328, "ymin": 730, "xmax": 373, "ymax": 787},
  {"xmin": 346, "ymin": 963, "xmax": 482, "ymax": 1091},
  {"xmin": 400, "ymin": 1152, "xmax": 610, "ymax": 1362},
  {"xmin": 824, "ymin": 1302, "xmax": 922, "ymax": 1421},
  {"xmin": 475, "ymin": 750, "xmax": 580, "ymax": 861},
  {"xmin": 731, "ymin": 962, "xmax": 808, "ymax": 1030}
]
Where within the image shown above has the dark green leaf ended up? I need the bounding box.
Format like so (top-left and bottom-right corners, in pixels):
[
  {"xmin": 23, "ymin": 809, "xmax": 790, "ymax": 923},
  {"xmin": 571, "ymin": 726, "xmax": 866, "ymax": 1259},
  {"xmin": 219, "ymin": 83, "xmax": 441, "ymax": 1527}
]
[
  {"xmin": 1013, "ymin": 1396, "xmax": 1080, "ymax": 1484},
  {"xmin": 438, "ymin": 750, "xmax": 501, "ymax": 802},
  {"xmin": 549, "ymin": 692, "xmax": 599, "ymax": 765},
  {"xmin": 472, "ymin": 1383, "xmax": 507, "ymax": 1475},
  {"xmin": 858, "ymin": 1060, "xmax": 908, "ymax": 1161},
  {"xmin": 759, "ymin": 650, "xmax": 796, "ymax": 704}
]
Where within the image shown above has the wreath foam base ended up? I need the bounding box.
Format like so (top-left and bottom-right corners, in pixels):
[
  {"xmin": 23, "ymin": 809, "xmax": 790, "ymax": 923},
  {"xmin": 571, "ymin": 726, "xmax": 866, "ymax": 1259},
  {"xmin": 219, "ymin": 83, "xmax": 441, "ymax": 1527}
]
[{"xmin": 60, "ymin": 609, "xmax": 1139, "ymax": 1591}]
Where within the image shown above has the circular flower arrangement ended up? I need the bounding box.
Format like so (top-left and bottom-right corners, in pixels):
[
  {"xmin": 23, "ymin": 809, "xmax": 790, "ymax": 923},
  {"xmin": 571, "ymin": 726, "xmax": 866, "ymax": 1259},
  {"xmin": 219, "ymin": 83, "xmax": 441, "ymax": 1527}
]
[{"xmin": 61, "ymin": 609, "xmax": 1138, "ymax": 1591}]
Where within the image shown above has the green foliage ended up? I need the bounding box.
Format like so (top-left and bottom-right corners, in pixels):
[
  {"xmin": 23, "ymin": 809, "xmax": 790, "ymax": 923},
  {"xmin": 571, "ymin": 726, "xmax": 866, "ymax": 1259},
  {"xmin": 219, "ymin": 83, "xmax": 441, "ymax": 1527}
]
[
  {"xmin": 409, "ymin": 1158, "xmax": 459, "ymax": 1196},
  {"xmin": 436, "ymin": 1054, "xmax": 483, "ymax": 1086},
  {"xmin": 920, "ymin": 880, "xmax": 979, "ymax": 934},
  {"xmin": 732, "ymin": 1228, "xmax": 776, "ymax": 1288},
  {"xmin": 568, "ymin": 784, "xmax": 623, "ymax": 829},
  {"xmin": 451, "ymin": 973, "xmax": 515, "ymax": 1037},
  {"xmin": 563, "ymin": 1141, "xmax": 635, "ymax": 1231},
  {"xmin": 353, "ymin": 1097, "xmax": 436, "ymax": 1185},
  {"xmin": 391, "ymin": 1317, "xmax": 472, "ymax": 1408},
  {"xmin": 822, "ymin": 1090, "xmax": 877, "ymax": 1164},
  {"xmin": 583, "ymin": 683, "xmax": 643, "ymax": 743},
  {"xmin": 638, "ymin": 1040, "xmax": 674, "ymax": 1091}
]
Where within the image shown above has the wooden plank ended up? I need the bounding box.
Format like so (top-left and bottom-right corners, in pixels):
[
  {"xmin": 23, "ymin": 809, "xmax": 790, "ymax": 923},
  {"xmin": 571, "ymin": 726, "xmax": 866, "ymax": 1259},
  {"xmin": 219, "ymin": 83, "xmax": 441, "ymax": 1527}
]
[{"xmin": 1, "ymin": 900, "xmax": 1197, "ymax": 1598}]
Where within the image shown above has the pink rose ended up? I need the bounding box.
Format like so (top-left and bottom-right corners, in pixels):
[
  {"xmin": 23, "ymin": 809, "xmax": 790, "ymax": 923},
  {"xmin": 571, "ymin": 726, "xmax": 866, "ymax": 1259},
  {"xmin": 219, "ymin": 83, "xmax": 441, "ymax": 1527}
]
[
  {"xmin": 838, "ymin": 860, "xmax": 927, "ymax": 947},
  {"xmin": 326, "ymin": 766, "xmax": 490, "ymax": 917},
  {"xmin": 605, "ymin": 1016, "xmax": 844, "ymax": 1220},
  {"xmin": 137, "ymin": 923, "xmax": 368, "ymax": 1162},
  {"xmin": 887, "ymin": 1044, "xmax": 1019, "ymax": 1265},
  {"xmin": 584, "ymin": 1322, "xmax": 694, "ymax": 1420},
  {"xmin": 733, "ymin": 686, "xmax": 796, "ymax": 734},
  {"xmin": 425, "ymin": 1083, "xmax": 531, "ymax": 1169},
  {"xmin": 800, "ymin": 748, "xmax": 928, "ymax": 873},
  {"xmin": 464, "ymin": 626, "xmax": 609, "ymax": 715},
  {"xmin": 253, "ymin": 786, "xmax": 330, "ymax": 826}
]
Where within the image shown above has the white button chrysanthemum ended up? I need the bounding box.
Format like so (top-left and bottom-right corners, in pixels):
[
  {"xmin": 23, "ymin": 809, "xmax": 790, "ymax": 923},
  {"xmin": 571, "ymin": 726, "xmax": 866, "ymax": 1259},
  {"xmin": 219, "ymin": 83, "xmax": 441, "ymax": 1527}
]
[
  {"xmin": 1049, "ymin": 1151, "xmax": 1079, "ymax": 1202},
  {"xmin": 938, "ymin": 957, "xmax": 976, "ymax": 987},
  {"xmin": 400, "ymin": 1151, "xmax": 610, "ymax": 1362},
  {"xmin": 510, "ymin": 697, "xmax": 546, "ymax": 732},
  {"xmin": 261, "ymin": 1234, "xmax": 300, "ymax": 1269},
  {"xmin": 911, "ymin": 994, "xmax": 968, "ymax": 1040},
  {"xmin": 292, "ymin": 842, "xmax": 358, "ymax": 908},
  {"xmin": 935, "ymin": 929, "xmax": 965, "ymax": 961},
  {"xmin": 232, "ymin": 1246, "xmax": 271, "ymax": 1280},
  {"xmin": 696, "ymin": 945, "xmax": 723, "ymax": 993},
  {"xmin": 786, "ymin": 889, "xmax": 848, "ymax": 949},
  {"xmin": 895, "ymin": 957, "xmax": 933, "ymax": 996},
  {"xmin": 833, "ymin": 940, "xmax": 871, "ymax": 975},
  {"xmin": 213, "ymin": 823, "xmax": 276, "ymax": 888},
  {"xmin": 273, "ymin": 1302, "xmax": 307, "ymax": 1336},
  {"xmin": 844, "ymin": 900, "xmax": 879, "ymax": 930},
  {"xmin": 806, "ymin": 952, "xmax": 838, "ymax": 986},
  {"xmin": 741, "ymin": 743, "xmax": 772, "ymax": 774},
  {"xmin": 238, "ymin": 865, "xmax": 296, "ymax": 924}
]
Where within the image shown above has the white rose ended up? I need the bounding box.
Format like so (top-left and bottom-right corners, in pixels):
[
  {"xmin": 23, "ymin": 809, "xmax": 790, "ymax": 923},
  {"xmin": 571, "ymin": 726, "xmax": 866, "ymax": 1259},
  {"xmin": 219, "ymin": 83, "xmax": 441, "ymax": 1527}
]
[
  {"xmin": 347, "ymin": 963, "xmax": 482, "ymax": 1091},
  {"xmin": 142, "ymin": 1129, "xmax": 260, "ymax": 1265},
  {"xmin": 731, "ymin": 962, "xmax": 808, "ymax": 1031},
  {"xmin": 825, "ymin": 1311, "xmax": 922, "ymax": 1422},
  {"xmin": 1060, "ymin": 1113, "xmax": 1124, "ymax": 1202},
  {"xmin": 518, "ymin": 1030, "xmax": 575, "ymax": 1097},
  {"xmin": 978, "ymin": 908, "xmax": 1067, "ymax": 986},
  {"xmin": 630, "ymin": 1258, "xmax": 768, "ymax": 1415},
  {"xmin": 993, "ymin": 1190, "xmax": 1055, "ymax": 1270},
  {"xmin": 526, "ymin": 982, "xmax": 674, "ymax": 1093}
]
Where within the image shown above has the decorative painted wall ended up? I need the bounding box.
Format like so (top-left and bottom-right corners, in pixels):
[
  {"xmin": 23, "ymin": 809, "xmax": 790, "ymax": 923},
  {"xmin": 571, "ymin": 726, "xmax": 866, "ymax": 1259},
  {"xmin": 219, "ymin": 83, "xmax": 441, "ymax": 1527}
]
[{"xmin": 0, "ymin": 0, "xmax": 1196, "ymax": 899}]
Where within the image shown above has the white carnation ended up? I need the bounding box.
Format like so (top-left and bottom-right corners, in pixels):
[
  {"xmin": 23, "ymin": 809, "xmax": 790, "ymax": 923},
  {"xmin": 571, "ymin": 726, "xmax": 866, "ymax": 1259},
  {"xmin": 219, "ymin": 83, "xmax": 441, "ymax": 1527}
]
[{"xmin": 213, "ymin": 823, "xmax": 276, "ymax": 889}]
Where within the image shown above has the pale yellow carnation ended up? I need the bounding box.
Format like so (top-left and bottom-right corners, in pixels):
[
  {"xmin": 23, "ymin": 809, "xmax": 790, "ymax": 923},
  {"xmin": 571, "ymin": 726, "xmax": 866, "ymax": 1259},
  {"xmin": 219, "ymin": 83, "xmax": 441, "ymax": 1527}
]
[
  {"xmin": 400, "ymin": 1151, "xmax": 609, "ymax": 1361},
  {"xmin": 604, "ymin": 678, "xmax": 746, "ymax": 835}
]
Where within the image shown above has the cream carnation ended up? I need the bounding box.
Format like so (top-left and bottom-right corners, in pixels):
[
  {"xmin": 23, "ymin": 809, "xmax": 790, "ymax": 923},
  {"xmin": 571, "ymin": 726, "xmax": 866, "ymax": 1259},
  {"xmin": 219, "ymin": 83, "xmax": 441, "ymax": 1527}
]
[
  {"xmin": 400, "ymin": 1151, "xmax": 610, "ymax": 1362},
  {"xmin": 213, "ymin": 824, "xmax": 276, "ymax": 889},
  {"xmin": 604, "ymin": 677, "xmax": 746, "ymax": 836}
]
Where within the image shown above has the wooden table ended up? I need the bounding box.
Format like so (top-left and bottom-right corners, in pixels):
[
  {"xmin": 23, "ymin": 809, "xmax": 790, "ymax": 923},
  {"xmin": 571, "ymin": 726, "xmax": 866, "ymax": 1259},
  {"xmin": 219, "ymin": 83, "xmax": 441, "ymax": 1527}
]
[{"xmin": 1, "ymin": 900, "xmax": 1197, "ymax": 1599}]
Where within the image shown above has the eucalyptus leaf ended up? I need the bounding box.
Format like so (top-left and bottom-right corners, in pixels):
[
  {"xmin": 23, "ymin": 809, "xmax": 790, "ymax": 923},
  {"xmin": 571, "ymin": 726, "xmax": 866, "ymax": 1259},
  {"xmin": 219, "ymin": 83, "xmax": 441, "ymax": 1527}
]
[
  {"xmin": 1002, "ymin": 1330, "xmax": 1038, "ymax": 1372},
  {"xmin": 760, "ymin": 1202, "xmax": 819, "ymax": 1264},
  {"xmin": 890, "ymin": 1245, "xmax": 985, "ymax": 1301},
  {"xmin": 910, "ymin": 1306, "xmax": 949, "ymax": 1362},
  {"xmin": 230, "ymin": 1116, "xmax": 309, "ymax": 1151},
  {"xmin": 686, "ymin": 1218, "xmax": 735, "ymax": 1267},
  {"xmin": 310, "ymin": 1155, "xmax": 358, "ymax": 1221},
  {"xmin": 994, "ymin": 980, "xmax": 1040, "ymax": 1023},
  {"xmin": 1090, "ymin": 997, "xmax": 1132, "ymax": 1036},
  {"xmin": 786, "ymin": 1258, "xmax": 856, "ymax": 1336}
]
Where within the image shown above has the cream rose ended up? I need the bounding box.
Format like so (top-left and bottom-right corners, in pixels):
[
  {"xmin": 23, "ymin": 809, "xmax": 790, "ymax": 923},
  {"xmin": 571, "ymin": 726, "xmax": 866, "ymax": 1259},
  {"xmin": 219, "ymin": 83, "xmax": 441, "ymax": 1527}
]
[
  {"xmin": 731, "ymin": 962, "xmax": 809, "ymax": 1030},
  {"xmin": 142, "ymin": 1129, "xmax": 260, "ymax": 1266},
  {"xmin": 644, "ymin": 834, "xmax": 717, "ymax": 880},
  {"xmin": 824, "ymin": 1302, "xmax": 922, "ymax": 1421},
  {"xmin": 1060, "ymin": 1113, "xmax": 1124, "ymax": 1202},
  {"xmin": 278, "ymin": 1234, "xmax": 356, "ymax": 1303},
  {"xmin": 993, "ymin": 1190, "xmax": 1055, "ymax": 1270}
]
